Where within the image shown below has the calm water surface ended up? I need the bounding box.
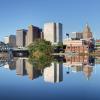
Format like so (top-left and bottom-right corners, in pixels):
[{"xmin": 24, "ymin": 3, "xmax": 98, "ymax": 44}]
[{"xmin": 0, "ymin": 55, "xmax": 100, "ymax": 100}]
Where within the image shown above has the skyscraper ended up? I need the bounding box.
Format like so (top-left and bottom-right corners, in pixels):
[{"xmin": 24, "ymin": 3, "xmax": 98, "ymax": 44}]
[
  {"xmin": 70, "ymin": 32, "xmax": 83, "ymax": 40},
  {"xmin": 26, "ymin": 25, "xmax": 42, "ymax": 46},
  {"xmin": 4, "ymin": 35, "xmax": 16, "ymax": 47},
  {"xmin": 83, "ymin": 24, "xmax": 93, "ymax": 39},
  {"xmin": 16, "ymin": 29, "xmax": 27, "ymax": 47},
  {"xmin": 43, "ymin": 22, "xmax": 62, "ymax": 44}
]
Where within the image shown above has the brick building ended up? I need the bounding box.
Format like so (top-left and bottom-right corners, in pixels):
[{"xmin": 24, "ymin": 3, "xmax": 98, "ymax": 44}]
[{"xmin": 63, "ymin": 39, "xmax": 89, "ymax": 53}]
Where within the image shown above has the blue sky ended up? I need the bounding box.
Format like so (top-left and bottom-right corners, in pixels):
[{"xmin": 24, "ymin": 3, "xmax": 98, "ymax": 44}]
[{"xmin": 0, "ymin": 0, "xmax": 100, "ymax": 40}]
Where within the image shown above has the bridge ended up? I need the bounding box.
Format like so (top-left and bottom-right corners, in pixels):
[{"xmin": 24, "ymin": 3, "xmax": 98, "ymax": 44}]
[
  {"xmin": 0, "ymin": 41, "xmax": 28, "ymax": 52},
  {"xmin": 0, "ymin": 41, "xmax": 29, "ymax": 57},
  {"xmin": 12, "ymin": 47, "xmax": 28, "ymax": 51},
  {"xmin": 12, "ymin": 47, "xmax": 29, "ymax": 57},
  {"xmin": 0, "ymin": 41, "xmax": 10, "ymax": 52}
]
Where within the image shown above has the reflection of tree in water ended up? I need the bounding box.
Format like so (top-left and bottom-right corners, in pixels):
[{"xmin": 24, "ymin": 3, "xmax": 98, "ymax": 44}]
[
  {"xmin": 28, "ymin": 39, "xmax": 54, "ymax": 69},
  {"xmin": 28, "ymin": 55, "xmax": 65, "ymax": 69},
  {"xmin": 28, "ymin": 54, "xmax": 53, "ymax": 69}
]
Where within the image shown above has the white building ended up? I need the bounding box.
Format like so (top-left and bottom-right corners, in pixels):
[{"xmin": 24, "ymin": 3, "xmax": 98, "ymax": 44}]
[
  {"xmin": 43, "ymin": 22, "xmax": 62, "ymax": 44},
  {"xmin": 4, "ymin": 35, "xmax": 16, "ymax": 47}
]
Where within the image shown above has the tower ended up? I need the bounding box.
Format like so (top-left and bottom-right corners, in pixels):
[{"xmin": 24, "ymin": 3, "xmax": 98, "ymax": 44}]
[
  {"xmin": 26, "ymin": 25, "xmax": 42, "ymax": 46},
  {"xmin": 83, "ymin": 24, "xmax": 93, "ymax": 39},
  {"xmin": 4, "ymin": 35, "xmax": 16, "ymax": 47},
  {"xmin": 16, "ymin": 29, "xmax": 27, "ymax": 47},
  {"xmin": 43, "ymin": 22, "xmax": 62, "ymax": 44}
]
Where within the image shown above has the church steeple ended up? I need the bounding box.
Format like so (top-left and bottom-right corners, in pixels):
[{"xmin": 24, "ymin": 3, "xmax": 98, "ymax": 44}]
[
  {"xmin": 84, "ymin": 23, "xmax": 91, "ymax": 33},
  {"xmin": 83, "ymin": 23, "xmax": 92, "ymax": 39}
]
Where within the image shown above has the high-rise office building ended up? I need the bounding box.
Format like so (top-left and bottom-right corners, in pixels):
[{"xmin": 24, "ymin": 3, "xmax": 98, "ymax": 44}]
[
  {"xmin": 43, "ymin": 62, "xmax": 63, "ymax": 83},
  {"xmin": 70, "ymin": 32, "xmax": 83, "ymax": 40},
  {"xmin": 26, "ymin": 25, "xmax": 42, "ymax": 46},
  {"xmin": 83, "ymin": 24, "xmax": 93, "ymax": 39},
  {"xmin": 4, "ymin": 35, "xmax": 16, "ymax": 47},
  {"xmin": 43, "ymin": 22, "xmax": 62, "ymax": 44},
  {"xmin": 16, "ymin": 29, "xmax": 27, "ymax": 47}
]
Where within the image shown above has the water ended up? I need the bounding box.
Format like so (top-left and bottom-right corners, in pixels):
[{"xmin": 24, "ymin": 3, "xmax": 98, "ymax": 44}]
[{"xmin": 0, "ymin": 55, "xmax": 100, "ymax": 100}]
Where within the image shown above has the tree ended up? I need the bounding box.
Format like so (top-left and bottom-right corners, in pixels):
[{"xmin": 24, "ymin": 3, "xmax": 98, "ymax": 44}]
[
  {"xmin": 28, "ymin": 39, "xmax": 53, "ymax": 54},
  {"xmin": 28, "ymin": 39, "xmax": 53, "ymax": 68}
]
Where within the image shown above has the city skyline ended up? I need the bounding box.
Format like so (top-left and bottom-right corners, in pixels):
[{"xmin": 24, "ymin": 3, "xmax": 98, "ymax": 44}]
[
  {"xmin": 0, "ymin": 0, "xmax": 100, "ymax": 41},
  {"xmin": 0, "ymin": 1, "xmax": 100, "ymax": 100}
]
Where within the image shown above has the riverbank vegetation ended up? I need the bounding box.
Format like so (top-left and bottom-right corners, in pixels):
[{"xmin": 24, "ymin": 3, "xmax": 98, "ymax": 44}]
[{"xmin": 28, "ymin": 39, "xmax": 53, "ymax": 68}]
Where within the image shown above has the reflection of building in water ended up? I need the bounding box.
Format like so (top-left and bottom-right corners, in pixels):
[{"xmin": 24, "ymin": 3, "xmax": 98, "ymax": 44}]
[
  {"xmin": 83, "ymin": 65, "xmax": 93, "ymax": 80},
  {"xmin": 63, "ymin": 55, "xmax": 95, "ymax": 67},
  {"xmin": 3, "ymin": 60, "xmax": 16, "ymax": 70},
  {"xmin": 16, "ymin": 59, "xmax": 27, "ymax": 76},
  {"xmin": 16, "ymin": 58, "xmax": 42, "ymax": 79},
  {"xmin": 25, "ymin": 60, "xmax": 42, "ymax": 80},
  {"xmin": 63, "ymin": 55, "xmax": 95, "ymax": 79},
  {"xmin": 63, "ymin": 55, "xmax": 89, "ymax": 68},
  {"xmin": 43, "ymin": 62, "xmax": 63, "ymax": 83},
  {"xmin": 8, "ymin": 61, "xmax": 16, "ymax": 70},
  {"xmin": 95, "ymin": 57, "xmax": 100, "ymax": 64},
  {"xmin": 71, "ymin": 65, "xmax": 82, "ymax": 73}
]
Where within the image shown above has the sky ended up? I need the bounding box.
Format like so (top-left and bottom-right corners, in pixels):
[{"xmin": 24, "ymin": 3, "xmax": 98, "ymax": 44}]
[{"xmin": 0, "ymin": 0, "xmax": 100, "ymax": 41}]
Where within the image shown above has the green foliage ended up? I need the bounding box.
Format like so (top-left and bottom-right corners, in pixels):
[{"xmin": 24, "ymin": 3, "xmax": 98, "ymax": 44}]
[
  {"xmin": 28, "ymin": 39, "xmax": 53, "ymax": 55},
  {"xmin": 28, "ymin": 54, "xmax": 53, "ymax": 69},
  {"xmin": 28, "ymin": 39, "xmax": 53, "ymax": 69}
]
